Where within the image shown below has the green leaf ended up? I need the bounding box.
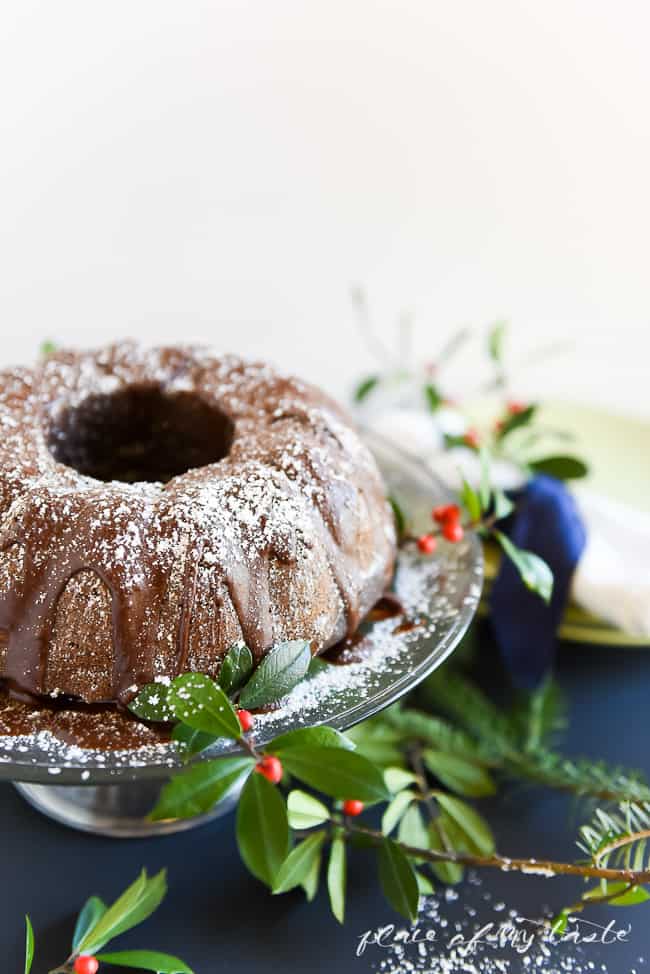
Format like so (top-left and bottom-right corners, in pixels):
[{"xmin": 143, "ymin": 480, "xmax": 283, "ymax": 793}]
[
  {"xmin": 397, "ymin": 803, "xmax": 430, "ymax": 854},
  {"xmin": 460, "ymin": 479, "xmax": 481, "ymax": 522},
  {"xmin": 354, "ymin": 375, "xmax": 380, "ymax": 403},
  {"xmin": 384, "ymin": 707, "xmax": 488, "ymax": 764},
  {"xmin": 345, "ymin": 721, "xmax": 404, "ymax": 767},
  {"xmin": 96, "ymin": 950, "xmax": 194, "ymax": 973},
  {"xmin": 279, "ymin": 746, "xmax": 391, "ymax": 803},
  {"xmin": 584, "ymin": 882, "xmax": 650, "ymax": 906},
  {"xmin": 528, "ymin": 455, "xmax": 589, "ymax": 481},
  {"xmin": 273, "ymin": 832, "xmax": 327, "ymax": 893},
  {"xmin": 168, "ymin": 674, "xmax": 241, "ymax": 739},
  {"xmin": 493, "ymin": 488, "xmax": 514, "ymax": 521},
  {"xmin": 218, "ymin": 641, "xmax": 254, "ymax": 696},
  {"xmin": 497, "ymin": 404, "xmax": 537, "ymax": 439},
  {"xmin": 444, "ymin": 433, "xmax": 467, "ymax": 450},
  {"xmin": 433, "ymin": 793, "xmax": 495, "ymax": 856},
  {"xmin": 550, "ymin": 911, "xmax": 569, "ymax": 936},
  {"xmin": 382, "ymin": 790, "xmax": 416, "ymax": 836},
  {"xmin": 378, "ymin": 839, "xmax": 420, "ymax": 923},
  {"xmin": 128, "ymin": 681, "xmax": 173, "ymax": 722},
  {"xmin": 236, "ymin": 771, "xmax": 289, "ymax": 887},
  {"xmin": 171, "ymin": 722, "xmax": 217, "ymax": 757},
  {"xmin": 479, "ymin": 446, "xmax": 491, "ymax": 512},
  {"xmin": 494, "ymin": 531, "xmax": 554, "ymax": 604},
  {"xmin": 268, "ymin": 725, "xmax": 354, "ymax": 754},
  {"xmin": 424, "ymin": 383, "xmax": 443, "ymax": 413},
  {"xmin": 327, "ymin": 835, "xmax": 347, "ymax": 923},
  {"xmin": 76, "ymin": 870, "xmax": 167, "ymax": 954},
  {"xmin": 487, "ymin": 321, "xmax": 507, "ymax": 363},
  {"xmin": 388, "ymin": 496, "xmax": 406, "ymax": 539},
  {"xmin": 287, "ymin": 790, "xmax": 330, "ymax": 829},
  {"xmin": 423, "ymin": 749, "xmax": 496, "ymax": 797},
  {"xmin": 384, "ymin": 767, "xmax": 418, "ymax": 793},
  {"xmin": 301, "ymin": 848, "xmax": 322, "ymax": 902},
  {"xmin": 150, "ymin": 757, "xmax": 254, "ymax": 821},
  {"xmin": 428, "ymin": 820, "xmax": 464, "ymax": 884},
  {"xmin": 239, "ymin": 640, "xmax": 312, "ymax": 709},
  {"xmin": 24, "ymin": 916, "xmax": 34, "ymax": 974},
  {"xmin": 415, "ymin": 871, "xmax": 435, "ymax": 895},
  {"xmin": 72, "ymin": 896, "xmax": 107, "ymax": 951},
  {"xmin": 40, "ymin": 339, "xmax": 57, "ymax": 358}
]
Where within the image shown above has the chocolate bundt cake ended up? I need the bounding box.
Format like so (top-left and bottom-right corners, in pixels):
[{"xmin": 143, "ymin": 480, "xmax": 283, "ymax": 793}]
[{"xmin": 0, "ymin": 343, "xmax": 396, "ymax": 706}]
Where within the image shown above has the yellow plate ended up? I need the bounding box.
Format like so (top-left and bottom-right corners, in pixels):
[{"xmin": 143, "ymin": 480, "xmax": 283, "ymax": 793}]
[{"xmin": 480, "ymin": 402, "xmax": 650, "ymax": 647}]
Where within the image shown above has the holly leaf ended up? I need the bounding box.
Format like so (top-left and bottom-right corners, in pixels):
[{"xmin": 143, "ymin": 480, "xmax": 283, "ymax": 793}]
[
  {"xmin": 433, "ymin": 793, "xmax": 495, "ymax": 856},
  {"xmin": 279, "ymin": 746, "xmax": 391, "ymax": 802},
  {"xmin": 487, "ymin": 321, "xmax": 507, "ymax": 364},
  {"xmin": 397, "ymin": 804, "xmax": 430, "ymax": 853},
  {"xmin": 150, "ymin": 757, "xmax": 254, "ymax": 821},
  {"xmin": 423, "ymin": 749, "xmax": 496, "ymax": 798},
  {"xmin": 75, "ymin": 870, "xmax": 167, "ymax": 954},
  {"xmin": 236, "ymin": 772, "xmax": 289, "ymax": 887},
  {"xmin": 301, "ymin": 847, "xmax": 322, "ymax": 902},
  {"xmin": 239, "ymin": 640, "xmax": 311, "ymax": 709},
  {"xmin": 24, "ymin": 916, "xmax": 34, "ymax": 974},
  {"xmin": 287, "ymin": 790, "xmax": 330, "ymax": 830},
  {"xmin": 72, "ymin": 896, "xmax": 107, "ymax": 952},
  {"xmin": 528, "ymin": 455, "xmax": 589, "ymax": 481},
  {"xmin": 378, "ymin": 839, "xmax": 419, "ymax": 923},
  {"xmin": 493, "ymin": 488, "xmax": 514, "ymax": 521},
  {"xmin": 388, "ymin": 496, "xmax": 406, "ymax": 539},
  {"xmin": 584, "ymin": 882, "xmax": 650, "ymax": 906},
  {"xmin": 327, "ymin": 835, "xmax": 347, "ymax": 923},
  {"xmin": 128, "ymin": 681, "xmax": 173, "ymax": 722},
  {"xmin": 460, "ymin": 479, "xmax": 482, "ymax": 522},
  {"xmin": 273, "ymin": 832, "xmax": 327, "ymax": 894},
  {"xmin": 268, "ymin": 725, "xmax": 354, "ymax": 754},
  {"xmin": 494, "ymin": 530, "xmax": 554, "ymax": 604},
  {"xmin": 428, "ymin": 820, "xmax": 464, "ymax": 884},
  {"xmin": 497, "ymin": 404, "xmax": 537, "ymax": 439},
  {"xmin": 424, "ymin": 383, "xmax": 442, "ymax": 413},
  {"xmin": 384, "ymin": 767, "xmax": 418, "ymax": 793},
  {"xmin": 96, "ymin": 951, "xmax": 194, "ymax": 973},
  {"xmin": 171, "ymin": 722, "xmax": 217, "ymax": 757},
  {"xmin": 218, "ymin": 642, "xmax": 254, "ymax": 696},
  {"xmin": 354, "ymin": 375, "xmax": 380, "ymax": 403},
  {"xmin": 479, "ymin": 447, "xmax": 492, "ymax": 511},
  {"xmin": 168, "ymin": 674, "xmax": 241, "ymax": 739},
  {"xmin": 40, "ymin": 339, "xmax": 57, "ymax": 358},
  {"xmin": 382, "ymin": 790, "xmax": 416, "ymax": 836}
]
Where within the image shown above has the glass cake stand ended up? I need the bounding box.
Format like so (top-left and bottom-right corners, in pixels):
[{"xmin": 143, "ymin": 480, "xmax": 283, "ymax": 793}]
[{"xmin": 1, "ymin": 433, "xmax": 483, "ymax": 837}]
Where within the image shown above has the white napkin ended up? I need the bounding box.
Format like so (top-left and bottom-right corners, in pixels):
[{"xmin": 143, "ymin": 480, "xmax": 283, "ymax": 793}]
[{"xmin": 364, "ymin": 406, "xmax": 650, "ymax": 638}]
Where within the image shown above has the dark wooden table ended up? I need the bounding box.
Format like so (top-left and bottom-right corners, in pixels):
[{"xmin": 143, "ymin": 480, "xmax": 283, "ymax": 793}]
[{"xmin": 3, "ymin": 640, "xmax": 649, "ymax": 973}]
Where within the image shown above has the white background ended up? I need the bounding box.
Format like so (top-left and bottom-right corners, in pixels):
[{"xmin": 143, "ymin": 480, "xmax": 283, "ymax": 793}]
[{"xmin": 0, "ymin": 1, "xmax": 648, "ymax": 415}]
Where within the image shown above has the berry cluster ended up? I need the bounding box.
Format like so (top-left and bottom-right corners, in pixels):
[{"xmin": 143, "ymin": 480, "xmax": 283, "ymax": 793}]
[{"xmin": 417, "ymin": 503, "xmax": 465, "ymax": 554}]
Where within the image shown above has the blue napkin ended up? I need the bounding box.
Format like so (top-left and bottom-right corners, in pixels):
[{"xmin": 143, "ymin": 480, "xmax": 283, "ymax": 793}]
[{"xmin": 489, "ymin": 475, "xmax": 587, "ymax": 688}]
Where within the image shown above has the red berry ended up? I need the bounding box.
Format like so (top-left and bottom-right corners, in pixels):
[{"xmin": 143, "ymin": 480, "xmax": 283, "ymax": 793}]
[
  {"xmin": 463, "ymin": 428, "xmax": 480, "ymax": 449},
  {"xmin": 432, "ymin": 503, "xmax": 460, "ymax": 525},
  {"xmin": 443, "ymin": 520, "xmax": 465, "ymax": 543},
  {"xmin": 74, "ymin": 958, "xmax": 99, "ymax": 974},
  {"xmin": 255, "ymin": 755, "xmax": 283, "ymax": 784},
  {"xmin": 507, "ymin": 400, "xmax": 526, "ymax": 415},
  {"xmin": 238, "ymin": 709, "xmax": 254, "ymax": 732},
  {"xmin": 416, "ymin": 533, "xmax": 437, "ymax": 555},
  {"xmin": 342, "ymin": 799, "xmax": 364, "ymax": 816}
]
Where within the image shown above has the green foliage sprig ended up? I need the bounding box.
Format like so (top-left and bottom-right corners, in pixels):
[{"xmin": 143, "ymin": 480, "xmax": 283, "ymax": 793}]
[
  {"xmin": 25, "ymin": 870, "xmax": 193, "ymax": 974},
  {"xmin": 127, "ymin": 643, "xmax": 650, "ymax": 931}
]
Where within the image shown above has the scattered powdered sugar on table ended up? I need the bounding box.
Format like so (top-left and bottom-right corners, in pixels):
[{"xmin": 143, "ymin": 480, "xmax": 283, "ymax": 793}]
[{"xmin": 358, "ymin": 872, "xmax": 644, "ymax": 974}]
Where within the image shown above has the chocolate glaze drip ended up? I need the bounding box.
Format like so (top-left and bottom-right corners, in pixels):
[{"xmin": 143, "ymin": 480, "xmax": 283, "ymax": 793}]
[{"xmin": 0, "ymin": 344, "xmax": 396, "ymax": 706}]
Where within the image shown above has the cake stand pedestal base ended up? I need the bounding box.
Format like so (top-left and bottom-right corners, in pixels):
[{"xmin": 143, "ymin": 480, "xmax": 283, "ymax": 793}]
[{"xmin": 14, "ymin": 780, "xmax": 239, "ymax": 838}]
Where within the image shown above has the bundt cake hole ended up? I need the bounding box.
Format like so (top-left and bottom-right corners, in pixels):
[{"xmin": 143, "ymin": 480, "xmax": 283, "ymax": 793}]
[{"xmin": 47, "ymin": 386, "xmax": 235, "ymax": 483}]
